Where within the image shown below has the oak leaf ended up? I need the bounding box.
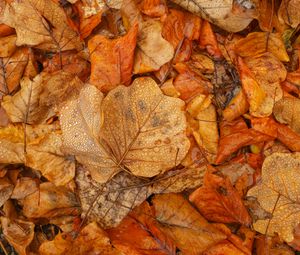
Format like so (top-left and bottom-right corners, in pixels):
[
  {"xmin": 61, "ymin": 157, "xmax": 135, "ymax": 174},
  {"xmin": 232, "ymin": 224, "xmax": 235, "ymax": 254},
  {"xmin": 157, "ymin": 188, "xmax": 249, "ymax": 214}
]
[
  {"xmin": 76, "ymin": 165, "xmax": 205, "ymax": 228},
  {"xmin": 0, "ymin": 217, "xmax": 34, "ymax": 255},
  {"xmin": 2, "ymin": 71, "xmax": 83, "ymax": 124},
  {"xmin": 2, "ymin": 0, "xmax": 83, "ymax": 51},
  {"xmin": 60, "ymin": 77, "xmax": 190, "ymax": 183},
  {"xmin": 189, "ymin": 167, "xmax": 252, "ymax": 225},
  {"xmin": 88, "ymin": 23, "xmax": 138, "ymax": 92},
  {"xmin": 247, "ymin": 153, "xmax": 300, "ymax": 242}
]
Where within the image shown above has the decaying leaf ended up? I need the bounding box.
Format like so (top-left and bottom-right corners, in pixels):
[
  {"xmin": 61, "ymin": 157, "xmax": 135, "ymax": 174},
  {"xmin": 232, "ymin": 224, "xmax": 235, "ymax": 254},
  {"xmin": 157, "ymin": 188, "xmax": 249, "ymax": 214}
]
[
  {"xmin": 11, "ymin": 177, "xmax": 38, "ymax": 199},
  {"xmin": 0, "ymin": 124, "xmax": 75, "ymax": 186},
  {"xmin": 190, "ymin": 167, "xmax": 252, "ymax": 225},
  {"xmin": 0, "ymin": 177, "xmax": 14, "ymax": 207},
  {"xmin": 39, "ymin": 222, "xmax": 123, "ymax": 255},
  {"xmin": 2, "ymin": 0, "xmax": 83, "ymax": 51},
  {"xmin": 0, "ymin": 217, "xmax": 35, "ymax": 255},
  {"xmin": 278, "ymin": 0, "xmax": 300, "ymax": 28},
  {"xmin": 169, "ymin": 0, "xmax": 253, "ymax": 32},
  {"xmin": 2, "ymin": 71, "xmax": 83, "ymax": 124},
  {"xmin": 273, "ymin": 97, "xmax": 300, "ymax": 134},
  {"xmin": 134, "ymin": 19, "xmax": 174, "ymax": 74},
  {"xmin": 76, "ymin": 165, "xmax": 205, "ymax": 228},
  {"xmin": 22, "ymin": 182, "xmax": 80, "ymax": 219},
  {"xmin": 61, "ymin": 77, "xmax": 190, "ymax": 183},
  {"xmin": 88, "ymin": 23, "xmax": 138, "ymax": 92},
  {"xmin": 247, "ymin": 153, "xmax": 300, "ymax": 242}
]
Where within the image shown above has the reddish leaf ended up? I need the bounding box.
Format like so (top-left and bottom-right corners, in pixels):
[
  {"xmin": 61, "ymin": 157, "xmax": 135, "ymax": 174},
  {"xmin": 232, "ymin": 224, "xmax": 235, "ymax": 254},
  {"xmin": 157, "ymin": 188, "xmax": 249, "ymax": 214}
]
[
  {"xmin": 139, "ymin": 0, "xmax": 168, "ymax": 17},
  {"xmin": 189, "ymin": 166, "xmax": 251, "ymax": 225},
  {"xmin": 88, "ymin": 23, "xmax": 138, "ymax": 92}
]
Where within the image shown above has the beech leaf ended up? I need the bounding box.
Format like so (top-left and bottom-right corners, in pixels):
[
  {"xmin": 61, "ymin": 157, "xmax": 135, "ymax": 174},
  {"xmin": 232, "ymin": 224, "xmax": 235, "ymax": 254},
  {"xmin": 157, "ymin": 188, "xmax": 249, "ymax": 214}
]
[
  {"xmin": 247, "ymin": 153, "xmax": 300, "ymax": 242},
  {"xmin": 61, "ymin": 77, "xmax": 190, "ymax": 183}
]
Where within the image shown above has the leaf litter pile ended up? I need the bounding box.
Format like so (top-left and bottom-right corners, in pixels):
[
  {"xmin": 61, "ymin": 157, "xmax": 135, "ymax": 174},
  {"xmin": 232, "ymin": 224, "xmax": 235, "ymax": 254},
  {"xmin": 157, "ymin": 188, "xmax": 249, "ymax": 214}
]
[{"xmin": 1, "ymin": 0, "xmax": 300, "ymax": 254}]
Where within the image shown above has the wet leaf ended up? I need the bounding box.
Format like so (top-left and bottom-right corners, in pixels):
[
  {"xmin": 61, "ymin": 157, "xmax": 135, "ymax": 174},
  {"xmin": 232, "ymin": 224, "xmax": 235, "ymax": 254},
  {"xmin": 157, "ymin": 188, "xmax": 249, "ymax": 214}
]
[
  {"xmin": 61, "ymin": 77, "xmax": 190, "ymax": 183},
  {"xmin": 88, "ymin": 23, "xmax": 138, "ymax": 92},
  {"xmin": 2, "ymin": 0, "xmax": 83, "ymax": 51},
  {"xmin": 190, "ymin": 167, "xmax": 252, "ymax": 225},
  {"xmin": 247, "ymin": 152, "xmax": 300, "ymax": 242},
  {"xmin": 2, "ymin": 71, "xmax": 83, "ymax": 124},
  {"xmin": 0, "ymin": 217, "xmax": 34, "ymax": 255}
]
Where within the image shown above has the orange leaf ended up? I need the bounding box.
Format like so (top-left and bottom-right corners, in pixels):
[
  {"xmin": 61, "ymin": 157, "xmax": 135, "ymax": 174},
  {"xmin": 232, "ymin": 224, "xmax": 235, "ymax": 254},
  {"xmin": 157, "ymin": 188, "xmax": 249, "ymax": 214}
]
[
  {"xmin": 199, "ymin": 20, "xmax": 222, "ymax": 59},
  {"xmin": 173, "ymin": 63, "xmax": 212, "ymax": 101},
  {"xmin": 139, "ymin": 0, "xmax": 168, "ymax": 17},
  {"xmin": 0, "ymin": 24, "xmax": 15, "ymax": 37},
  {"xmin": 88, "ymin": 23, "xmax": 138, "ymax": 92},
  {"xmin": 204, "ymin": 240, "xmax": 247, "ymax": 255},
  {"xmin": 189, "ymin": 167, "xmax": 252, "ymax": 225}
]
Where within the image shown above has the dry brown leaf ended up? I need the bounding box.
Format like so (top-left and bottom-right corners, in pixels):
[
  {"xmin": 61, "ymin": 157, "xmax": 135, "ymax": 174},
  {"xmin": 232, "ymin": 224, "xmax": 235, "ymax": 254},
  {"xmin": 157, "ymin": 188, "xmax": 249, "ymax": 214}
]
[
  {"xmin": 204, "ymin": 240, "xmax": 247, "ymax": 255},
  {"xmin": 247, "ymin": 153, "xmax": 300, "ymax": 242},
  {"xmin": 151, "ymin": 193, "xmax": 227, "ymax": 254},
  {"xmin": 88, "ymin": 23, "xmax": 138, "ymax": 92},
  {"xmin": 61, "ymin": 77, "xmax": 190, "ymax": 183},
  {"xmin": 0, "ymin": 47, "xmax": 29, "ymax": 97},
  {"xmin": 0, "ymin": 177, "xmax": 14, "ymax": 207},
  {"xmin": 273, "ymin": 97, "xmax": 300, "ymax": 134},
  {"xmin": 139, "ymin": 0, "xmax": 167, "ymax": 17},
  {"xmin": 0, "ymin": 35, "xmax": 17, "ymax": 58},
  {"xmin": 22, "ymin": 182, "xmax": 80, "ymax": 219},
  {"xmin": 0, "ymin": 217, "xmax": 34, "ymax": 255},
  {"xmin": 76, "ymin": 165, "xmax": 205, "ymax": 228},
  {"xmin": 2, "ymin": 0, "xmax": 83, "ymax": 51},
  {"xmin": 278, "ymin": 0, "xmax": 300, "ymax": 28},
  {"xmin": 244, "ymin": 53, "xmax": 286, "ymax": 117},
  {"xmin": 189, "ymin": 167, "xmax": 252, "ymax": 225},
  {"xmin": 2, "ymin": 71, "xmax": 83, "ymax": 124},
  {"xmin": 39, "ymin": 222, "xmax": 123, "ymax": 255},
  {"xmin": 169, "ymin": 0, "xmax": 253, "ymax": 32},
  {"xmin": 11, "ymin": 177, "xmax": 38, "ymax": 199},
  {"xmin": 234, "ymin": 32, "xmax": 289, "ymax": 62},
  {"xmin": 0, "ymin": 124, "xmax": 75, "ymax": 186},
  {"xmin": 134, "ymin": 20, "xmax": 174, "ymax": 74}
]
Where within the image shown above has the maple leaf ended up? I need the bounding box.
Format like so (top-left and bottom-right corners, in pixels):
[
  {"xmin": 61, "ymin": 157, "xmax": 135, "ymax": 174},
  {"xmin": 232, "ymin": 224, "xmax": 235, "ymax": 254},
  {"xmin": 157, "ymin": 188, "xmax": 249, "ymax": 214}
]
[
  {"xmin": 247, "ymin": 153, "xmax": 300, "ymax": 242},
  {"xmin": 76, "ymin": 165, "xmax": 205, "ymax": 228},
  {"xmin": 2, "ymin": 70, "xmax": 83, "ymax": 124},
  {"xmin": 2, "ymin": 0, "xmax": 83, "ymax": 51},
  {"xmin": 60, "ymin": 77, "xmax": 190, "ymax": 183}
]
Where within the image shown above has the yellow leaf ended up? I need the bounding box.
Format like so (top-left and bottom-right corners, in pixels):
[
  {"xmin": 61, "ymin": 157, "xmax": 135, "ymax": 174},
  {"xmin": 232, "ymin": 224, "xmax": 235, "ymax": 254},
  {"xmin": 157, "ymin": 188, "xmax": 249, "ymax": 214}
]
[
  {"xmin": 247, "ymin": 153, "xmax": 300, "ymax": 242},
  {"xmin": 60, "ymin": 77, "xmax": 190, "ymax": 183}
]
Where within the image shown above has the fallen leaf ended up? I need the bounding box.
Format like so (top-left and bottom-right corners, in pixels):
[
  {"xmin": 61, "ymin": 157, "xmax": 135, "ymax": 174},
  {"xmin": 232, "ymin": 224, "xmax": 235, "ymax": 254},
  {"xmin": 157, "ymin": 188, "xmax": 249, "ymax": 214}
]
[
  {"xmin": 88, "ymin": 23, "xmax": 138, "ymax": 92},
  {"xmin": 61, "ymin": 77, "xmax": 190, "ymax": 183},
  {"xmin": 76, "ymin": 165, "xmax": 205, "ymax": 228},
  {"xmin": 40, "ymin": 222, "xmax": 123, "ymax": 255},
  {"xmin": 11, "ymin": 177, "xmax": 38, "ymax": 199},
  {"xmin": 2, "ymin": 0, "xmax": 83, "ymax": 51},
  {"xmin": 244, "ymin": 52, "xmax": 286, "ymax": 117},
  {"xmin": 0, "ymin": 177, "xmax": 14, "ymax": 207},
  {"xmin": 22, "ymin": 182, "xmax": 80, "ymax": 219},
  {"xmin": 151, "ymin": 193, "xmax": 227, "ymax": 254},
  {"xmin": 0, "ymin": 217, "xmax": 34, "ymax": 255},
  {"xmin": 134, "ymin": 20, "xmax": 174, "ymax": 74},
  {"xmin": 234, "ymin": 32, "xmax": 289, "ymax": 62},
  {"xmin": 2, "ymin": 71, "xmax": 83, "ymax": 124},
  {"xmin": 169, "ymin": 0, "xmax": 253, "ymax": 32},
  {"xmin": 247, "ymin": 152, "xmax": 300, "ymax": 242},
  {"xmin": 278, "ymin": 0, "xmax": 300, "ymax": 28},
  {"xmin": 139, "ymin": 0, "xmax": 167, "ymax": 17},
  {"xmin": 204, "ymin": 240, "xmax": 247, "ymax": 255},
  {"xmin": 273, "ymin": 97, "xmax": 300, "ymax": 134},
  {"xmin": 0, "ymin": 35, "xmax": 17, "ymax": 58},
  {"xmin": 189, "ymin": 167, "xmax": 252, "ymax": 225}
]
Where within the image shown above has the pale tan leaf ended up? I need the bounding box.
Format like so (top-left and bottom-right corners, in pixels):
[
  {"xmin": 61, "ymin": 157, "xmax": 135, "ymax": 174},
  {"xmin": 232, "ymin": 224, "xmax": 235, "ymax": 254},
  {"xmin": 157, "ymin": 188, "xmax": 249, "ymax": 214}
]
[
  {"xmin": 278, "ymin": 0, "xmax": 300, "ymax": 28},
  {"xmin": 61, "ymin": 77, "xmax": 190, "ymax": 183},
  {"xmin": 0, "ymin": 217, "xmax": 34, "ymax": 255},
  {"xmin": 247, "ymin": 153, "xmax": 300, "ymax": 242},
  {"xmin": 134, "ymin": 20, "xmax": 174, "ymax": 74},
  {"xmin": 2, "ymin": 0, "xmax": 83, "ymax": 51},
  {"xmin": 169, "ymin": 0, "xmax": 253, "ymax": 32},
  {"xmin": 76, "ymin": 165, "xmax": 205, "ymax": 228},
  {"xmin": 2, "ymin": 71, "xmax": 83, "ymax": 124}
]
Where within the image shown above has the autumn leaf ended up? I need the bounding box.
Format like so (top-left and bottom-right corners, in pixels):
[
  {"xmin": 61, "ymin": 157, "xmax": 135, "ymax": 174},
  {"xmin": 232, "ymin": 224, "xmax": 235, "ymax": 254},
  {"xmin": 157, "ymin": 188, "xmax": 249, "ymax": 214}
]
[
  {"xmin": 2, "ymin": 71, "xmax": 83, "ymax": 124},
  {"xmin": 0, "ymin": 177, "xmax": 14, "ymax": 207},
  {"xmin": 39, "ymin": 222, "xmax": 122, "ymax": 255},
  {"xmin": 11, "ymin": 177, "xmax": 38, "ymax": 199},
  {"xmin": 189, "ymin": 166, "xmax": 252, "ymax": 225},
  {"xmin": 247, "ymin": 153, "xmax": 300, "ymax": 242},
  {"xmin": 88, "ymin": 23, "xmax": 138, "ymax": 92},
  {"xmin": 76, "ymin": 165, "xmax": 205, "ymax": 228},
  {"xmin": 60, "ymin": 77, "xmax": 190, "ymax": 183},
  {"xmin": 278, "ymin": 0, "xmax": 300, "ymax": 28},
  {"xmin": 2, "ymin": 0, "xmax": 83, "ymax": 51},
  {"xmin": 0, "ymin": 217, "xmax": 34, "ymax": 255},
  {"xmin": 169, "ymin": 0, "xmax": 253, "ymax": 32},
  {"xmin": 204, "ymin": 240, "xmax": 247, "ymax": 255}
]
